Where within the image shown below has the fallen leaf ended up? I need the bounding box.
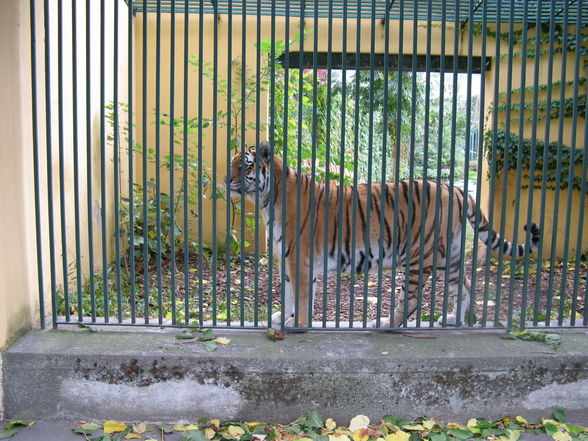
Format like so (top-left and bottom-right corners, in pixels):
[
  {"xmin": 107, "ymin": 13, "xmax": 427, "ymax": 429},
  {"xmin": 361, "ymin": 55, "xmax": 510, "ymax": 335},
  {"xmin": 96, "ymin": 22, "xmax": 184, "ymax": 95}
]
[
  {"xmin": 125, "ymin": 434, "xmax": 142, "ymax": 440},
  {"xmin": 205, "ymin": 427, "xmax": 217, "ymax": 439},
  {"xmin": 186, "ymin": 424, "xmax": 200, "ymax": 431},
  {"xmin": 326, "ymin": 419, "xmax": 337, "ymax": 431},
  {"xmin": 349, "ymin": 415, "xmax": 370, "ymax": 432},
  {"xmin": 210, "ymin": 420, "xmax": 221, "ymax": 428},
  {"xmin": 174, "ymin": 424, "xmax": 188, "ymax": 431},
  {"xmin": 385, "ymin": 431, "xmax": 411, "ymax": 441},
  {"xmin": 132, "ymin": 423, "xmax": 147, "ymax": 434},
  {"xmin": 352, "ymin": 428, "xmax": 369, "ymax": 441},
  {"xmin": 80, "ymin": 423, "xmax": 102, "ymax": 431},
  {"xmin": 266, "ymin": 328, "xmax": 285, "ymax": 341},
  {"xmin": 228, "ymin": 425, "xmax": 246, "ymax": 438},
  {"xmin": 214, "ymin": 337, "xmax": 231, "ymax": 345},
  {"xmin": 552, "ymin": 432, "xmax": 572, "ymax": 441},
  {"xmin": 402, "ymin": 425, "xmax": 425, "ymax": 431},
  {"xmin": 329, "ymin": 434, "xmax": 351, "ymax": 441},
  {"xmin": 515, "ymin": 416, "xmax": 528, "ymax": 425},
  {"xmin": 103, "ymin": 421, "xmax": 128, "ymax": 434}
]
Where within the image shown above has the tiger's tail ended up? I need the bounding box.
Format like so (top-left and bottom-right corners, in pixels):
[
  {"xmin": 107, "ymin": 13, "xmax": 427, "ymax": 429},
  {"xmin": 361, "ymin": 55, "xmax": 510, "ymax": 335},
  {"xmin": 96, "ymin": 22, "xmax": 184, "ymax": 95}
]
[{"xmin": 465, "ymin": 194, "xmax": 540, "ymax": 257}]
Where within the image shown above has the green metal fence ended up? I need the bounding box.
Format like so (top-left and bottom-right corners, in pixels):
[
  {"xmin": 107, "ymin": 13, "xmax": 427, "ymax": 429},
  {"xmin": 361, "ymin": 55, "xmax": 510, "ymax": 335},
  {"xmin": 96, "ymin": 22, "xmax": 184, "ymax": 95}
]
[{"xmin": 30, "ymin": 0, "xmax": 587, "ymax": 331}]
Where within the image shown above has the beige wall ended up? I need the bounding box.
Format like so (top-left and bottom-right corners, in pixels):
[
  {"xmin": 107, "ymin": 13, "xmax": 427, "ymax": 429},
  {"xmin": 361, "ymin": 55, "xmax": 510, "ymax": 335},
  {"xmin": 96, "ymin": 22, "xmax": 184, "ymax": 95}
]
[
  {"xmin": 481, "ymin": 25, "xmax": 587, "ymax": 258},
  {"xmin": 0, "ymin": 0, "xmax": 129, "ymax": 348},
  {"xmin": 134, "ymin": 14, "xmax": 484, "ymax": 248}
]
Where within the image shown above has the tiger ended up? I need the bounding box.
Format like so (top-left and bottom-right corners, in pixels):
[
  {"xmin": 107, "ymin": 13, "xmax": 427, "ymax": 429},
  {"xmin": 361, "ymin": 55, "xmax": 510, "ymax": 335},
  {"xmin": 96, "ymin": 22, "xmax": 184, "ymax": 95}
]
[{"xmin": 227, "ymin": 141, "xmax": 541, "ymax": 328}]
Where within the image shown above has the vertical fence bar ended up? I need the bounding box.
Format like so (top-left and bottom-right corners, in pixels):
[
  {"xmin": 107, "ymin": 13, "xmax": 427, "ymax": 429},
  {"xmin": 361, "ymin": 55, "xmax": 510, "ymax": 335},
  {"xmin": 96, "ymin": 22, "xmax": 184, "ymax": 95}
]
[
  {"xmin": 30, "ymin": 0, "xmax": 46, "ymax": 329},
  {"xmin": 277, "ymin": 0, "xmax": 290, "ymax": 330},
  {"xmin": 100, "ymin": 0, "xmax": 109, "ymax": 322},
  {"xmin": 402, "ymin": 0, "xmax": 418, "ymax": 327},
  {"xmin": 169, "ymin": 0, "xmax": 177, "ymax": 324},
  {"xmin": 534, "ymin": 0, "xmax": 557, "ymax": 328},
  {"xmin": 429, "ymin": 0, "xmax": 445, "ymax": 327},
  {"xmin": 72, "ymin": 0, "xmax": 83, "ymax": 323},
  {"xmin": 481, "ymin": 0, "xmax": 502, "ymax": 327},
  {"xmin": 547, "ymin": 1, "xmax": 570, "ymax": 325},
  {"xmin": 86, "ymin": 0, "xmax": 96, "ymax": 322},
  {"xmin": 390, "ymin": 0, "xmax": 404, "ymax": 328},
  {"xmin": 212, "ymin": 0, "xmax": 219, "ymax": 326},
  {"xmin": 183, "ymin": 0, "xmax": 190, "ymax": 325},
  {"xmin": 128, "ymin": 0, "xmax": 136, "ymax": 324},
  {"xmin": 321, "ymin": 0, "xmax": 334, "ymax": 328},
  {"xmin": 334, "ymin": 0, "xmax": 348, "ymax": 329},
  {"xmin": 415, "ymin": 0, "xmax": 433, "ymax": 328},
  {"xmin": 307, "ymin": 0, "xmax": 321, "ymax": 328},
  {"xmin": 57, "ymin": 0, "xmax": 71, "ymax": 323},
  {"xmin": 520, "ymin": 0, "xmax": 543, "ymax": 328},
  {"xmin": 361, "ymin": 0, "xmax": 376, "ymax": 328},
  {"xmin": 154, "ymin": 0, "xmax": 163, "ymax": 324},
  {"xmin": 267, "ymin": 0, "xmax": 277, "ymax": 330},
  {"xmin": 469, "ymin": 0, "xmax": 489, "ymax": 327},
  {"xmin": 570, "ymin": 1, "xmax": 587, "ymax": 326},
  {"xmin": 455, "ymin": 0, "xmax": 474, "ymax": 327},
  {"xmin": 252, "ymin": 0, "xmax": 261, "ymax": 327},
  {"xmin": 225, "ymin": 0, "xmax": 233, "ymax": 326},
  {"xmin": 43, "ymin": 0, "xmax": 58, "ymax": 328},
  {"xmin": 197, "ymin": 0, "xmax": 204, "ymax": 327},
  {"xmin": 142, "ymin": 0, "xmax": 150, "ymax": 324},
  {"xmin": 113, "ymin": 0, "xmax": 123, "ymax": 323},
  {"xmin": 508, "ymin": 0, "xmax": 530, "ymax": 328},
  {"xmin": 375, "ymin": 0, "xmax": 391, "ymax": 328},
  {"xmin": 239, "ymin": 0, "xmax": 247, "ymax": 326},
  {"xmin": 441, "ymin": 0, "xmax": 459, "ymax": 327},
  {"xmin": 293, "ymin": 0, "xmax": 304, "ymax": 328},
  {"xmin": 561, "ymin": 0, "xmax": 583, "ymax": 326},
  {"xmin": 348, "ymin": 0, "xmax": 362, "ymax": 328}
]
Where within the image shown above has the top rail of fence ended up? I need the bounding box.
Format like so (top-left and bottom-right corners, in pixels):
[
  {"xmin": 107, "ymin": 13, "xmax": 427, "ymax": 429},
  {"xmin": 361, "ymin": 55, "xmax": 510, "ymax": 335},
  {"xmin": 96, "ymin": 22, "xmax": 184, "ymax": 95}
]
[{"xmin": 125, "ymin": 0, "xmax": 587, "ymax": 24}]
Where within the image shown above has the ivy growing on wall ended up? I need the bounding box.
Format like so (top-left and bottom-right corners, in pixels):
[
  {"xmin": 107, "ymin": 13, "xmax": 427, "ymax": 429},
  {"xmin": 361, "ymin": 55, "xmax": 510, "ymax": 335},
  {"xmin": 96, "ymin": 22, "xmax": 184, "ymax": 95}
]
[
  {"xmin": 474, "ymin": 20, "xmax": 587, "ymax": 193},
  {"xmin": 484, "ymin": 129, "xmax": 586, "ymax": 193}
]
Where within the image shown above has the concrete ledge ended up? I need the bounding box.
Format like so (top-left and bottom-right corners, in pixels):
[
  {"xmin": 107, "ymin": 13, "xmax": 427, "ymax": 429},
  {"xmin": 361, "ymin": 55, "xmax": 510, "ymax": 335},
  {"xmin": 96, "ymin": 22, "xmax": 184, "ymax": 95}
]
[{"xmin": 2, "ymin": 329, "xmax": 588, "ymax": 423}]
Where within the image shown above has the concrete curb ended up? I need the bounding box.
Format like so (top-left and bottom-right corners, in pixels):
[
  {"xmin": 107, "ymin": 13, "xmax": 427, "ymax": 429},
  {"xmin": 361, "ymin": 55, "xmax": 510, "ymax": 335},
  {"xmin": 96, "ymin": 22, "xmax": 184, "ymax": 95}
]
[{"xmin": 2, "ymin": 329, "xmax": 588, "ymax": 423}]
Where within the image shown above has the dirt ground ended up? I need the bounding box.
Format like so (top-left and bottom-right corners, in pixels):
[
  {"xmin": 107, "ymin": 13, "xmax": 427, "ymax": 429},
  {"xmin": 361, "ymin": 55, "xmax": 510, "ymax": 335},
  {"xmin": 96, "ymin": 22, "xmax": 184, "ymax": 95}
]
[{"xmin": 143, "ymin": 250, "xmax": 586, "ymax": 327}]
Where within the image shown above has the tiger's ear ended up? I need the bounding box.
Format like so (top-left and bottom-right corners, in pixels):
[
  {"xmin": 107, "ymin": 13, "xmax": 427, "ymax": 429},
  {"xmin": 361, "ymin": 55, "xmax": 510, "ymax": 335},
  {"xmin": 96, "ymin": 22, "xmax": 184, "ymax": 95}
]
[{"xmin": 258, "ymin": 141, "xmax": 272, "ymax": 163}]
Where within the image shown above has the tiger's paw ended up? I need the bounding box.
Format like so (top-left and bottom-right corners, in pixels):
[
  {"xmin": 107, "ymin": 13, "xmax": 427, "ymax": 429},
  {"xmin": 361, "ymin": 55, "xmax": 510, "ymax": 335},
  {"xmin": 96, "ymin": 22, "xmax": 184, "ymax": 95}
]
[
  {"xmin": 269, "ymin": 311, "xmax": 294, "ymax": 330},
  {"xmin": 438, "ymin": 314, "xmax": 458, "ymax": 326},
  {"xmin": 370, "ymin": 317, "xmax": 390, "ymax": 328}
]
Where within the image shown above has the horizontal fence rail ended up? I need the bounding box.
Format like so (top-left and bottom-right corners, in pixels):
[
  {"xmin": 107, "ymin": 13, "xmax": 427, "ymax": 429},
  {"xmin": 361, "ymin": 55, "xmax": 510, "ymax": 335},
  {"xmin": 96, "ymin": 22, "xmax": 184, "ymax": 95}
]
[{"xmin": 30, "ymin": 0, "xmax": 587, "ymax": 332}]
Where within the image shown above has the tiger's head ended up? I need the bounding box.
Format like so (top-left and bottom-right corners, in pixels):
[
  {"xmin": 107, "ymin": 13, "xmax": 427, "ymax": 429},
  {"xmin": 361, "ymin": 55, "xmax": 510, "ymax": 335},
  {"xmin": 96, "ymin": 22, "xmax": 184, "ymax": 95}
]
[{"xmin": 226, "ymin": 141, "xmax": 272, "ymax": 198}]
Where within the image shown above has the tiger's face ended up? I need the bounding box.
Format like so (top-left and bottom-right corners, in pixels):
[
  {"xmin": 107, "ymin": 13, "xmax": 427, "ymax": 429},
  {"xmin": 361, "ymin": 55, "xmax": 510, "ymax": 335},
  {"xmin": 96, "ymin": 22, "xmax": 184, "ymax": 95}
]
[{"xmin": 226, "ymin": 142, "xmax": 272, "ymax": 197}]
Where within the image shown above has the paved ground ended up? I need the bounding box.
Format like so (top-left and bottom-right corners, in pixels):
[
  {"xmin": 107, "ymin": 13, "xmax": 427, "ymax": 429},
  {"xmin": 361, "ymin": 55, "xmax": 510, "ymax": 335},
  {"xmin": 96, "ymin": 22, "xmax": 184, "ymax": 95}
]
[{"xmin": 3, "ymin": 417, "xmax": 588, "ymax": 441}]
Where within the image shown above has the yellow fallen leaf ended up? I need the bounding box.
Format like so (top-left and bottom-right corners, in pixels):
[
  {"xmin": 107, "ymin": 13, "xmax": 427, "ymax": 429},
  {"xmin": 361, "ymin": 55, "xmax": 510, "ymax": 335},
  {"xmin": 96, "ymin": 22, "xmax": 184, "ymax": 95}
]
[
  {"xmin": 499, "ymin": 430, "xmax": 521, "ymax": 441},
  {"xmin": 447, "ymin": 423, "xmax": 467, "ymax": 431},
  {"xmin": 228, "ymin": 425, "xmax": 246, "ymax": 438},
  {"xmin": 423, "ymin": 421, "xmax": 435, "ymax": 430},
  {"xmin": 353, "ymin": 428, "xmax": 369, "ymax": 441},
  {"xmin": 293, "ymin": 438, "xmax": 314, "ymax": 441},
  {"xmin": 205, "ymin": 427, "xmax": 217, "ymax": 439},
  {"xmin": 329, "ymin": 434, "xmax": 351, "ymax": 441},
  {"xmin": 125, "ymin": 434, "xmax": 141, "ymax": 440},
  {"xmin": 385, "ymin": 431, "xmax": 411, "ymax": 441},
  {"xmin": 187, "ymin": 424, "xmax": 200, "ymax": 431},
  {"xmin": 210, "ymin": 420, "xmax": 221, "ymax": 428},
  {"xmin": 467, "ymin": 419, "xmax": 478, "ymax": 428},
  {"xmin": 132, "ymin": 423, "xmax": 147, "ymax": 434},
  {"xmin": 247, "ymin": 422, "xmax": 265, "ymax": 429},
  {"xmin": 174, "ymin": 424, "xmax": 188, "ymax": 432},
  {"xmin": 146, "ymin": 439, "xmax": 158, "ymax": 441},
  {"xmin": 103, "ymin": 421, "xmax": 128, "ymax": 434},
  {"xmin": 326, "ymin": 419, "xmax": 337, "ymax": 431},
  {"xmin": 349, "ymin": 415, "xmax": 370, "ymax": 432},
  {"xmin": 552, "ymin": 432, "xmax": 572, "ymax": 441},
  {"xmin": 215, "ymin": 337, "xmax": 231, "ymax": 345},
  {"xmin": 402, "ymin": 425, "xmax": 425, "ymax": 431},
  {"xmin": 516, "ymin": 416, "xmax": 528, "ymax": 425}
]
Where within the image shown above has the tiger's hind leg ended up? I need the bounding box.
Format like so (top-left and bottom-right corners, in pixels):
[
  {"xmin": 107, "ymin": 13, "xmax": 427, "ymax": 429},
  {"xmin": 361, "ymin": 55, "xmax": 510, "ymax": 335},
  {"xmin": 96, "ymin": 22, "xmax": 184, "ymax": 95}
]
[
  {"xmin": 438, "ymin": 268, "xmax": 472, "ymax": 326},
  {"xmin": 270, "ymin": 258, "xmax": 295, "ymax": 329},
  {"xmin": 374, "ymin": 269, "xmax": 432, "ymax": 328}
]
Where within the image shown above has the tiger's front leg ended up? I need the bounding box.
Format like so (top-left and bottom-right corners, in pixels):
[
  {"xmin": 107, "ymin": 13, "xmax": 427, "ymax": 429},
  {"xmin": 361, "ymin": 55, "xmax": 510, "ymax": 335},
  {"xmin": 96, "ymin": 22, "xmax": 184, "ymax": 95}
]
[{"xmin": 270, "ymin": 257, "xmax": 295, "ymax": 329}]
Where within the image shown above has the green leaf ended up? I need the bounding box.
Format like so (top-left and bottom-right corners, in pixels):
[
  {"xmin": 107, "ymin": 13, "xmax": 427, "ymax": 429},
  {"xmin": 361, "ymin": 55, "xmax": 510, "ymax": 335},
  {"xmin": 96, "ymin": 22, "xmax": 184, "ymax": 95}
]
[
  {"xmin": 553, "ymin": 408, "xmax": 566, "ymax": 423},
  {"xmin": 203, "ymin": 340, "xmax": 218, "ymax": 352},
  {"xmin": 448, "ymin": 429, "xmax": 474, "ymax": 440},
  {"xmin": 429, "ymin": 434, "xmax": 448, "ymax": 441},
  {"xmin": 199, "ymin": 329, "xmax": 216, "ymax": 341},
  {"xmin": 188, "ymin": 429, "xmax": 212, "ymax": 441},
  {"xmin": 544, "ymin": 424, "xmax": 559, "ymax": 437},
  {"xmin": 0, "ymin": 428, "xmax": 20, "ymax": 439},
  {"xmin": 305, "ymin": 411, "xmax": 324, "ymax": 429},
  {"xmin": 382, "ymin": 415, "xmax": 410, "ymax": 427},
  {"xmin": 176, "ymin": 330, "xmax": 195, "ymax": 339}
]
